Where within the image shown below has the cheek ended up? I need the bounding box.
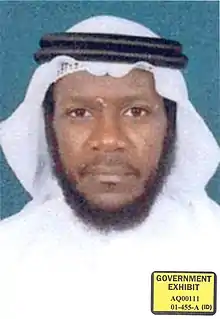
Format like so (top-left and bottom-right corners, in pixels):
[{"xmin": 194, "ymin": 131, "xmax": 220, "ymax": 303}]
[
  {"xmin": 53, "ymin": 120, "xmax": 91, "ymax": 175},
  {"xmin": 127, "ymin": 119, "xmax": 167, "ymax": 170}
]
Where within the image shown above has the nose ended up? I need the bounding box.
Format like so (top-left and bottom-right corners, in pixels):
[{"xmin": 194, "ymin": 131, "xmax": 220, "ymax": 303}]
[{"xmin": 88, "ymin": 115, "xmax": 127, "ymax": 152}]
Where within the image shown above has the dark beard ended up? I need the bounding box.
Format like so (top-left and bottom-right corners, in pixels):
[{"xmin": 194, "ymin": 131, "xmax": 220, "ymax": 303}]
[
  {"xmin": 49, "ymin": 133, "xmax": 175, "ymax": 234},
  {"xmin": 43, "ymin": 90, "xmax": 176, "ymax": 234}
]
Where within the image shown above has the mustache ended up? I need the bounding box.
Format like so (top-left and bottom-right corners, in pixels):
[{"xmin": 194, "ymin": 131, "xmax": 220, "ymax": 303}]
[{"xmin": 78, "ymin": 153, "xmax": 140, "ymax": 177}]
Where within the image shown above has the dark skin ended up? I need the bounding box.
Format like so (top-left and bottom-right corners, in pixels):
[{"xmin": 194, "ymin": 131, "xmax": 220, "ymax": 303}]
[{"xmin": 52, "ymin": 69, "xmax": 167, "ymax": 213}]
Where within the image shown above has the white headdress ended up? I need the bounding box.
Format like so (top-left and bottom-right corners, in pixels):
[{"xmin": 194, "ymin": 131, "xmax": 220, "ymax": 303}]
[{"xmin": 0, "ymin": 15, "xmax": 219, "ymax": 214}]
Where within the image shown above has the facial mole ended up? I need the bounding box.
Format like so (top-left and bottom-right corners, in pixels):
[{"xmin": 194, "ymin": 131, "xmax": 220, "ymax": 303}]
[{"xmin": 95, "ymin": 97, "xmax": 108, "ymax": 109}]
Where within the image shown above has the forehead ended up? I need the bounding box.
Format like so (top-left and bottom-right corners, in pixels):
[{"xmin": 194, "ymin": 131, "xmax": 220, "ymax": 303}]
[{"xmin": 53, "ymin": 69, "xmax": 158, "ymax": 99}]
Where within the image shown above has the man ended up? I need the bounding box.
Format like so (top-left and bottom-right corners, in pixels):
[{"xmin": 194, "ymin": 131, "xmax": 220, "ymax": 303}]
[{"xmin": 0, "ymin": 15, "xmax": 219, "ymax": 319}]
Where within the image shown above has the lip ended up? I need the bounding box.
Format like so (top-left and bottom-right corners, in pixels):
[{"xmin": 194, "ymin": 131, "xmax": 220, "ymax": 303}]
[
  {"xmin": 81, "ymin": 165, "xmax": 136, "ymax": 178},
  {"xmin": 93, "ymin": 173, "xmax": 129, "ymax": 183}
]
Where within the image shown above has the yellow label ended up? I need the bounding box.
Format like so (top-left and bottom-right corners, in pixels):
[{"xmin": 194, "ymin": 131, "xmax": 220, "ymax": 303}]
[{"xmin": 151, "ymin": 271, "xmax": 216, "ymax": 315}]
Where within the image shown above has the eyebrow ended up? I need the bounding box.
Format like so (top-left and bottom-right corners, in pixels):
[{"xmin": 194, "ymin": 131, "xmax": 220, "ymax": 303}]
[{"xmin": 64, "ymin": 93, "xmax": 157, "ymax": 106}]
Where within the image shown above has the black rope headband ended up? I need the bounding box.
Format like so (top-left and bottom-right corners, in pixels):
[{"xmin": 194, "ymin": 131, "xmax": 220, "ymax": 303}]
[{"xmin": 34, "ymin": 32, "xmax": 188, "ymax": 69}]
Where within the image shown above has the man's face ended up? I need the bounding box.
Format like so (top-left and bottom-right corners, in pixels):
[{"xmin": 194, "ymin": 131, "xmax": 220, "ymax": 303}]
[
  {"xmin": 47, "ymin": 69, "xmax": 174, "ymax": 232},
  {"xmin": 53, "ymin": 69, "xmax": 167, "ymax": 209}
]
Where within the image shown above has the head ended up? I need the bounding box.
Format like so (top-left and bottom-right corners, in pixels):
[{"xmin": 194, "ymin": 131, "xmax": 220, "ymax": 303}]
[{"xmin": 43, "ymin": 69, "xmax": 176, "ymax": 233}]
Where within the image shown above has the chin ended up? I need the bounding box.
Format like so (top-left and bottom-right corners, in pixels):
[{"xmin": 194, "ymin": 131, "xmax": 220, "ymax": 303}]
[{"xmin": 87, "ymin": 192, "xmax": 136, "ymax": 213}]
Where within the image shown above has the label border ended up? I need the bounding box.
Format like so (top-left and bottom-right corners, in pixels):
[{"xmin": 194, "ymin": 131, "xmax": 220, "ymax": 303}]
[{"xmin": 151, "ymin": 271, "xmax": 217, "ymax": 316}]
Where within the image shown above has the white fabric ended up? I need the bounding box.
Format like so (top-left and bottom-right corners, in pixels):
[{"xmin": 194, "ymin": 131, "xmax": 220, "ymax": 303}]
[{"xmin": 0, "ymin": 15, "xmax": 220, "ymax": 319}]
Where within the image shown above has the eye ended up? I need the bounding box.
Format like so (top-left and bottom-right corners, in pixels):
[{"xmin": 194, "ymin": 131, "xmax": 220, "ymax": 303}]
[
  {"xmin": 68, "ymin": 108, "xmax": 92, "ymax": 118},
  {"xmin": 123, "ymin": 106, "xmax": 150, "ymax": 118}
]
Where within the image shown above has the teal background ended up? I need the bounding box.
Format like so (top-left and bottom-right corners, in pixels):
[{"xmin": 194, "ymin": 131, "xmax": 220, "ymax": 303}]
[{"xmin": 0, "ymin": 1, "xmax": 219, "ymax": 219}]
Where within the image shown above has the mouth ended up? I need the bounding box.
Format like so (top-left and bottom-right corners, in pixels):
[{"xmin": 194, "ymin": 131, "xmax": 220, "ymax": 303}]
[
  {"xmin": 79, "ymin": 165, "xmax": 138, "ymax": 186},
  {"xmin": 91, "ymin": 173, "xmax": 134, "ymax": 184},
  {"xmin": 81, "ymin": 165, "xmax": 136, "ymax": 177}
]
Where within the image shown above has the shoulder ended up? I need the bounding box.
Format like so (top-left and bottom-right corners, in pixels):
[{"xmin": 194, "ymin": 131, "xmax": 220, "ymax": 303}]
[
  {"xmin": 0, "ymin": 200, "xmax": 45, "ymax": 239},
  {"xmin": 0, "ymin": 197, "xmax": 69, "ymax": 267},
  {"xmin": 206, "ymin": 197, "xmax": 220, "ymax": 216},
  {"xmin": 0, "ymin": 201, "xmax": 43, "ymax": 264},
  {"xmin": 200, "ymin": 192, "xmax": 220, "ymax": 222}
]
